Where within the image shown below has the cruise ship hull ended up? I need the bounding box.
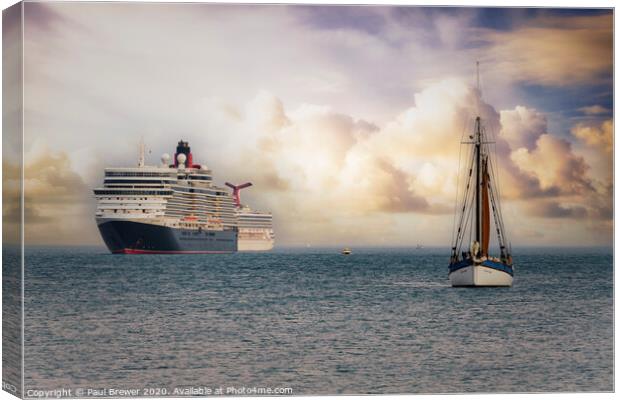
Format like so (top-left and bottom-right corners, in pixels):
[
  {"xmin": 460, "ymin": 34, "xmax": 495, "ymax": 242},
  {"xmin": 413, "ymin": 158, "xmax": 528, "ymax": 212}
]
[
  {"xmin": 97, "ymin": 219, "xmax": 237, "ymax": 254},
  {"xmin": 238, "ymin": 238, "xmax": 274, "ymax": 252}
]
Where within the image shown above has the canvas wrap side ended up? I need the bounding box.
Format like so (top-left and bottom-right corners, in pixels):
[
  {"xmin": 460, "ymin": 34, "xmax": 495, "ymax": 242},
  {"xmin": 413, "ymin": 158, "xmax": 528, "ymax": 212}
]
[{"xmin": 3, "ymin": 2, "xmax": 24, "ymax": 398}]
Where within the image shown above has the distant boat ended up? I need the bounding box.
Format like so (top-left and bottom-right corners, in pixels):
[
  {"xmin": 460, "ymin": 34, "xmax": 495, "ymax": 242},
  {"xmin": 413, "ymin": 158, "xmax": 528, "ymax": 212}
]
[
  {"xmin": 416, "ymin": 244, "xmax": 424, "ymax": 249},
  {"xmin": 341, "ymin": 248, "xmax": 352, "ymax": 255},
  {"xmin": 448, "ymin": 63, "xmax": 514, "ymax": 287}
]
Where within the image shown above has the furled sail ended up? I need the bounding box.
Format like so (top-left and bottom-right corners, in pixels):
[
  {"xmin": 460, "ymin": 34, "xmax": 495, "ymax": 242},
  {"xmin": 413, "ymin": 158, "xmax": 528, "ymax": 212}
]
[{"xmin": 481, "ymin": 159, "xmax": 490, "ymax": 256}]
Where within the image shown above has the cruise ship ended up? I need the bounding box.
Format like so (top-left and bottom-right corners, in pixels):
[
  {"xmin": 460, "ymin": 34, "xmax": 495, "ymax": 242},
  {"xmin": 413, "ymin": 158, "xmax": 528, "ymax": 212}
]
[
  {"xmin": 225, "ymin": 182, "xmax": 275, "ymax": 251},
  {"xmin": 93, "ymin": 140, "xmax": 272, "ymax": 254}
]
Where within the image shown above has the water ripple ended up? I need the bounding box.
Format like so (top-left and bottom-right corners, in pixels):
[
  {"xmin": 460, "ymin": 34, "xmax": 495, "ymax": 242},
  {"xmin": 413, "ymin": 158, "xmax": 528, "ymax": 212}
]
[{"xmin": 21, "ymin": 246, "xmax": 612, "ymax": 394}]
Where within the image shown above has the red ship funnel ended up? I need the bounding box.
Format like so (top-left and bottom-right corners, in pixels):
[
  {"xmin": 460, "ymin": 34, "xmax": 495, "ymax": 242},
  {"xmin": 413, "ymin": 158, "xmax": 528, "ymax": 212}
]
[
  {"xmin": 174, "ymin": 140, "xmax": 193, "ymax": 167},
  {"xmin": 225, "ymin": 182, "xmax": 252, "ymax": 207}
]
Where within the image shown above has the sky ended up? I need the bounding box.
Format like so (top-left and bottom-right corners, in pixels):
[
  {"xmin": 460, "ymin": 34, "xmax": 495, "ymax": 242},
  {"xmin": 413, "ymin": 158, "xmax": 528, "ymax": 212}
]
[{"xmin": 5, "ymin": 2, "xmax": 614, "ymax": 247}]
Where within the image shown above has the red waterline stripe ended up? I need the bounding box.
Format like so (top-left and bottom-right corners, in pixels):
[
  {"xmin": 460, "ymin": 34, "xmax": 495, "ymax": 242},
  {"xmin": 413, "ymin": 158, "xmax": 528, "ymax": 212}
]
[{"xmin": 113, "ymin": 249, "xmax": 234, "ymax": 254}]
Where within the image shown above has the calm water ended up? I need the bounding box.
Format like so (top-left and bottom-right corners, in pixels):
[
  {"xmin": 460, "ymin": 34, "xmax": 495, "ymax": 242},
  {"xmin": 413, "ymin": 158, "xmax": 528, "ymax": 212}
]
[{"xmin": 22, "ymin": 247, "xmax": 613, "ymax": 395}]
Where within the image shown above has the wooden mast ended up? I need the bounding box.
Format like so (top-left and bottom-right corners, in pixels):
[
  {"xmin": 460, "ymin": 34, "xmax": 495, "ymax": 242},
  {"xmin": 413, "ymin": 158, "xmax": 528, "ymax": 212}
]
[
  {"xmin": 481, "ymin": 158, "xmax": 490, "ymax": 256},
  {"xmin": 475, "ymin": 116, "xmax": 481, "ymax": 253}
]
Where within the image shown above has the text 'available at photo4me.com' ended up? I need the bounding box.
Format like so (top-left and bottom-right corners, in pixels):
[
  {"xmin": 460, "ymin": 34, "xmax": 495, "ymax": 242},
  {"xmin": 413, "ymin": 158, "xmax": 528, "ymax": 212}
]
[{"xmin": 22, "ymin": 385, "xmax": 294, "ymax": 398}]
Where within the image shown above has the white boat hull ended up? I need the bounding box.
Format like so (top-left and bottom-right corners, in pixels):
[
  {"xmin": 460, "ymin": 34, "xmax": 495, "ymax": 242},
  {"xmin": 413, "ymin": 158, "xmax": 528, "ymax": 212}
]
[
  {"xmin": 449, "ymin": 264, "xmax": 513, "ymax": 287},
  {"xmin": 238, "ymin": 239, "xmax": 274, "ymax": 252}
]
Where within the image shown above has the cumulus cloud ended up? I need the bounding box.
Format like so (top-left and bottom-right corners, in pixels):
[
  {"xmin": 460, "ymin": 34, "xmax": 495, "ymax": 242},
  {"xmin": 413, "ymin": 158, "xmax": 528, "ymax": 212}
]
[
  {"xmin": 200, "ymin": 80, "xmax": 610, "ymax": 229},
  {"xmin": 569, "ymin": 119, "xmax": 613, "ymax": 225},
  {"xmin": 510, "ymin": 134, "xmax": 592, "ymax": 196},
  {"xmin": 181, "ymin": 80, "xmax": 613, "ymax": 246},
  {"xmin": 344, "ymin": 157, "xmax": 431, "ymax": 213},
  {"xmin": 571, "ymin": 119, "xmax": 613, "ymax": 153},
  {"xmin": 17, "ymin": 79, "xmax": 613, "ymax": 246},
  {"xmin": 497, "ymin": 110, "xmax": 611, "ymax": 227},
  {"xmin": 231, "ymin": 81, "xmax": 479, "ymax": 220},
  {"xmin": 499, "ymin": 106, "xmax": 547, "ymax": 150}
]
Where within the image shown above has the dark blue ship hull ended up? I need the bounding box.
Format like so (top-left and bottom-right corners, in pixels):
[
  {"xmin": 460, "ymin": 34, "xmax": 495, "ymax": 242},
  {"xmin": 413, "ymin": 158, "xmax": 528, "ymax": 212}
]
[{"xmin": 97, "ymin": 220, "xmax": 237, "ymax": 254}]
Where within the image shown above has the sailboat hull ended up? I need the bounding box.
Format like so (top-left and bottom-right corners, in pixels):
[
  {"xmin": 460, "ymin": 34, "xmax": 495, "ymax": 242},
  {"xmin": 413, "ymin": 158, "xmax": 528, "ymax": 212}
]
[{"xmin": 449, "ymin": 260, "xmax": 513, "ymax": 287}]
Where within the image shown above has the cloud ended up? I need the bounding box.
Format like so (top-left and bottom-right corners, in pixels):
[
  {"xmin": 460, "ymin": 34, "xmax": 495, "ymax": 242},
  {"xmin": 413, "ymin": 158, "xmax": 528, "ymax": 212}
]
[
  {"xmin": 18, "ymin": 150, "xmax": 98, "ymax": 244},
  {"xmin": 246, "ymin": 91, "xmax": 291, "ymax": 133},
  {"xmin": 482, "ymin": 14, "xmax": 613, "ymax": 86},
  {"xmin": 434, "ymin": 12, "xmax": 475, "ymax": 49},
  {"xmin": 25, "ymin": 151, "xmax": 90, "ymax": 203},
  {"xmin": 203, "ymin": 79, "xmax": 610, "ymax": 225},
  {"xmin": 493, "ymin": 104, "xmax": 597, "ymax": 200},
  {"xmin": 510, "ymin": 134, "xmax": 593, "ymax": 196},
  {"xmin": 571, "ymin": 119, "xmax": 612, "ymax": 153},
  {"xmin": 499, "ymin": 106, "xmax": 547, "ymax": 151},
  {"xmin": 2, "ymin": 160, "xmax": 22, "ymax": 244},
  {"xmin": 527, "ymin": 201, "xmax": 587, "ymax": 219},
  {"xmin": 20, "ymin": 76, "xmax": 613, "ymax": 246},
  {"xmin": 499, "ymin": 111, "xmax": 612, "ymax": 226},
  {"xmin": 187, "ymin": 79, "xmax": 613, "ymax": 246},
  {"xmin": 570, "ymin": 119, "xmax": 612, "ymax": 191},
  {"xmin": 240, "ymin": 81, "xmax": 477, "ymax": 218},
  {"xmin": 346, "ymin": 157, "xmax": 431, "ymax": 213},
  {"xmin": 578, "ymin": 105, "xmax": 610, "ymax": 115}
]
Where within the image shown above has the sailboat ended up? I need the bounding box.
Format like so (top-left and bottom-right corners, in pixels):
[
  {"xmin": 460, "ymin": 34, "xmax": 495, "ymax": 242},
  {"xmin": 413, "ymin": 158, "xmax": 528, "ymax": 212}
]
[{"xmin": 448, "ymin": 63, "xmax": 514, "ymax": 287}]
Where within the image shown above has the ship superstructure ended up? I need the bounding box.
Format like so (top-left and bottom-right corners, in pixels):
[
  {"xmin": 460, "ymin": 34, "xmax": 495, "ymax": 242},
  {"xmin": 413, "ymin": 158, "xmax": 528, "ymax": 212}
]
[
  {"xmin": 94, "ymin": 140, "xmax": 241, "ymax": 254},
  {"xmin": 225, "ymin": 182, "xmax": 275, "ymax": 251}
]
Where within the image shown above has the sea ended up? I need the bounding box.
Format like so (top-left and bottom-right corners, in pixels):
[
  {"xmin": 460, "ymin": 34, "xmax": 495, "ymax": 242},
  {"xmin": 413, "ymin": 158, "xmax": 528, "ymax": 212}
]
[{"xmin": 16, "ymin": 246, "xmax": 613, "ymax": 395}]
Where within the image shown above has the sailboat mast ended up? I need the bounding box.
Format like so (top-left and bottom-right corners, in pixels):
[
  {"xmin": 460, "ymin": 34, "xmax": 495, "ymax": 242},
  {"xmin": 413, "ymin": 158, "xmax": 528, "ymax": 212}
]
[
  {"xmin": 474, "ymin": 61, "xmax": 482, "ymax": 251},
  {"xmin": 475, "ymin": 116, "xmax": 481, "ymax": 247}
]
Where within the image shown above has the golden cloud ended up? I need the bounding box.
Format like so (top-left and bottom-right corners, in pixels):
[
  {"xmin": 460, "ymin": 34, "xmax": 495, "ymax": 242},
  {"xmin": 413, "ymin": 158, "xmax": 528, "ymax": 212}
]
[
  {"xmin": 17, "ymin": 81, "xmax": 613, "ymax": 246},
  {"xmin": 17, "ymin": 151, "xmax": 97, "ymax": 244},
  {"xmin": 210, "ymin": 81, "xmax": 611, "ymax": 242},
  {"xmin": 484, "ymin": 14, "xmax": 612, "ymax": 85},
  {"xmin": 572, "ymin": 119, "xmax": 612, "ymax": 153}
]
